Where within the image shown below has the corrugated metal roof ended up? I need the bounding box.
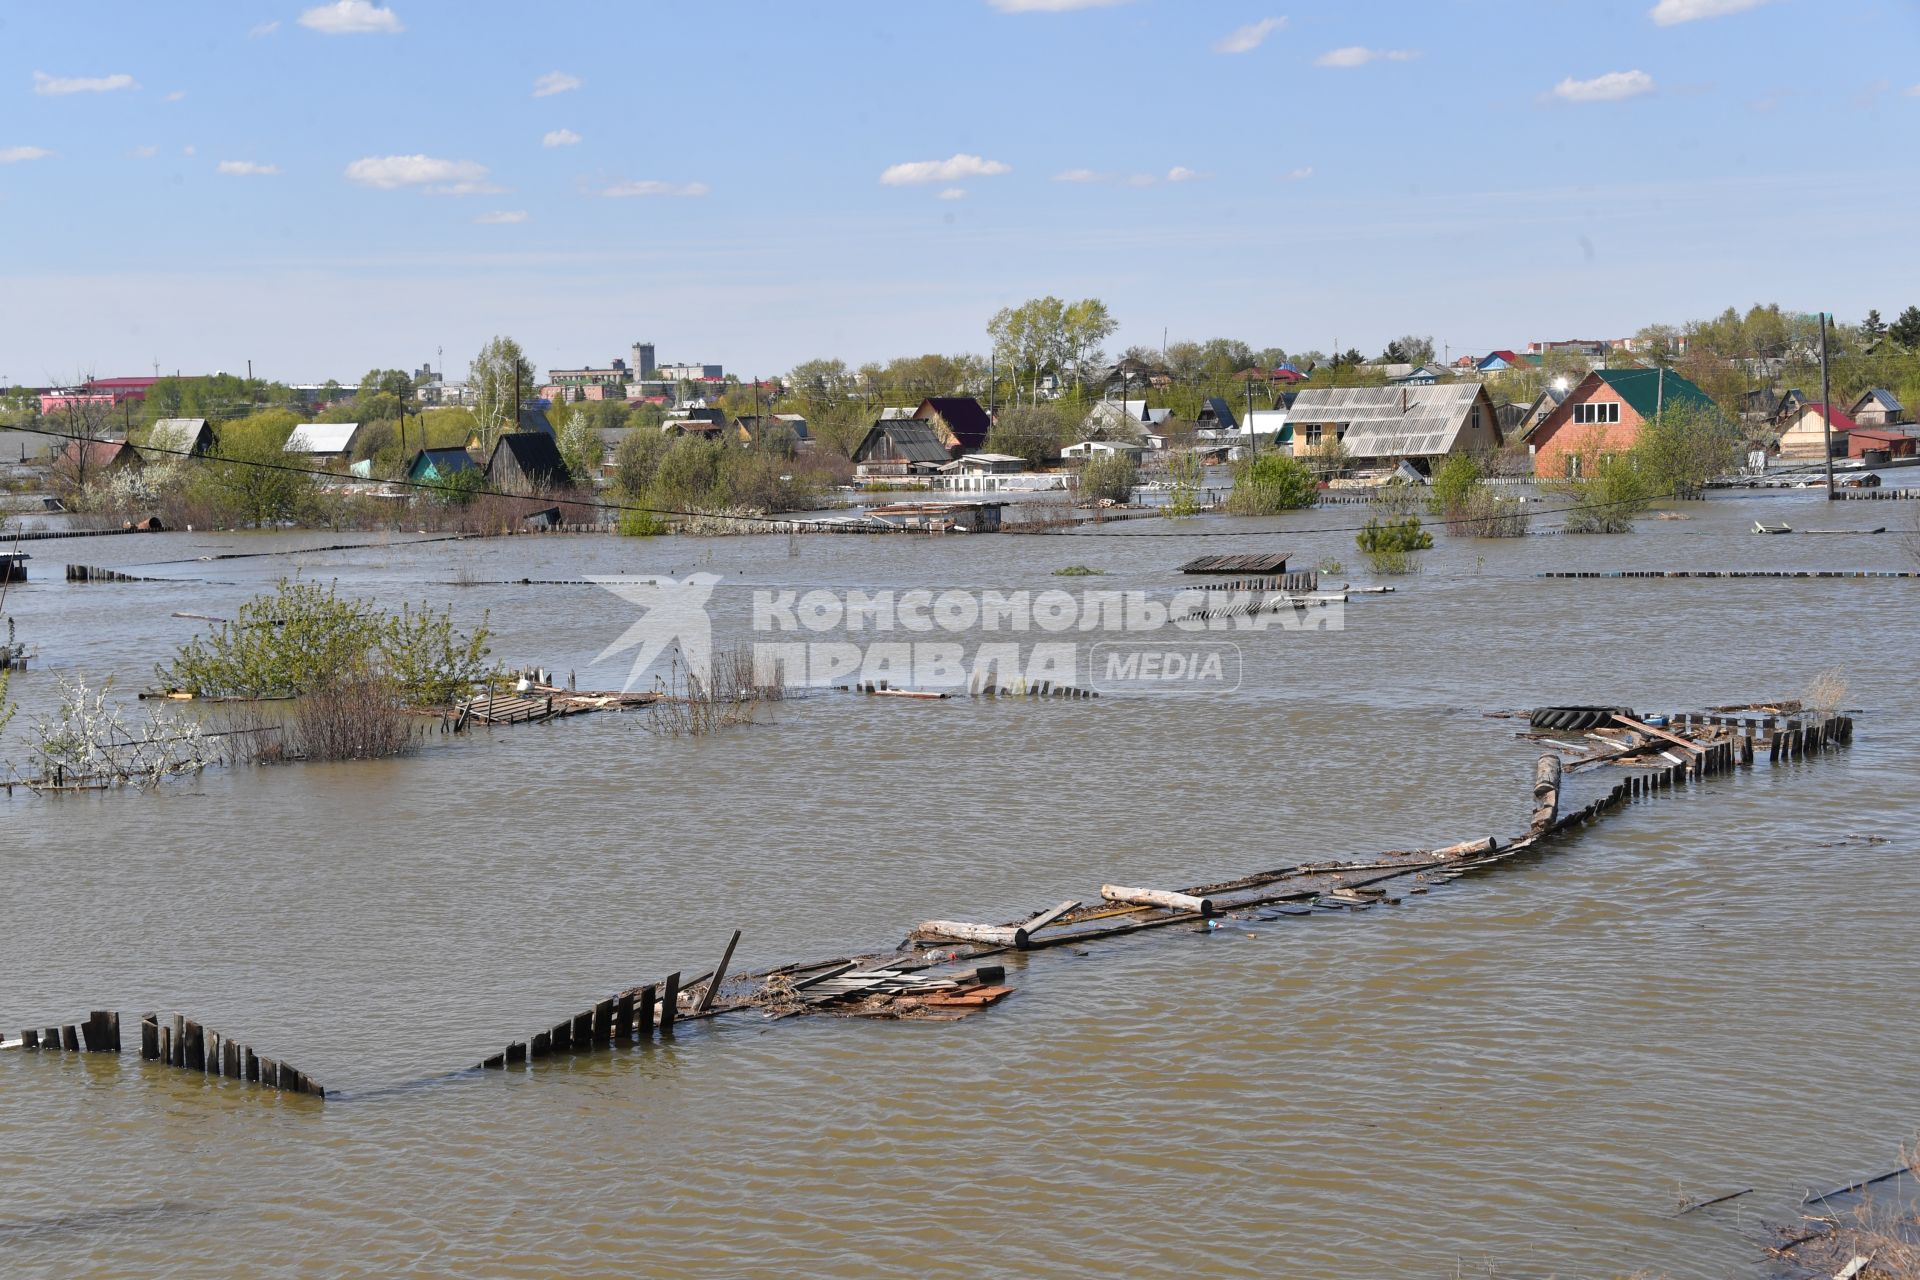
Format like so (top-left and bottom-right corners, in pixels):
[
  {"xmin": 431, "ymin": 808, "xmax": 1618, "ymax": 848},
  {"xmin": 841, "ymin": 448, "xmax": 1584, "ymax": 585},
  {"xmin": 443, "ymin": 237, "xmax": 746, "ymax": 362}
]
[
  {"xmin": 1287, "ymin": 384, "xmax": 1491, "ymax": 458},
  {"xmin": 285, "ymin": 422, "xmax": 360, "ymax": 454},
  {"xmin": 856, "ymin": 420, "xmax": 951, "ymax": 464}
]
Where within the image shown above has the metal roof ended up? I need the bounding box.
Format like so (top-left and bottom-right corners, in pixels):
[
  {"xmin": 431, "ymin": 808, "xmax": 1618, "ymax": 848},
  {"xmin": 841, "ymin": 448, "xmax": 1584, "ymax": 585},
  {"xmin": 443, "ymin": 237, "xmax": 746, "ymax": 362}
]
[
  {"xmin": 1287, "ymin": 384, "xmax": 1493, "ymax": 458},
  {"xmin": 284, "ymin": 422, "xmax": 360, "ymax": 454}
]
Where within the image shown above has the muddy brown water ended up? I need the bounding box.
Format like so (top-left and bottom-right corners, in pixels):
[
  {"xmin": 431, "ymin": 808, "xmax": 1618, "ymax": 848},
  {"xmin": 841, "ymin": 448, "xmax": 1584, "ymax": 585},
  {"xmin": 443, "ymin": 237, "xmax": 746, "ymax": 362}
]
[{"xmin": 3, "ymin": 485, "xmax": 1918, "ymax": 1278}]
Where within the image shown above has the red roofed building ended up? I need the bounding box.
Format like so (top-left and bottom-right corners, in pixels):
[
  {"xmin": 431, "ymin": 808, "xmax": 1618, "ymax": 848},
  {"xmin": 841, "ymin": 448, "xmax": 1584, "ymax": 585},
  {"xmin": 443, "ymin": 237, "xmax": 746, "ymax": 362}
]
[
  {"xmin": 1777, "ymin": 402, "xmax": 1857, "ymax": 461},
  {"xmin": 39, "ymin": 375, "xmax": 168, "ymax": 415},
  {"xmin": 1845, "ymin": 427, "xmax": 1916, "ymax": 460}
]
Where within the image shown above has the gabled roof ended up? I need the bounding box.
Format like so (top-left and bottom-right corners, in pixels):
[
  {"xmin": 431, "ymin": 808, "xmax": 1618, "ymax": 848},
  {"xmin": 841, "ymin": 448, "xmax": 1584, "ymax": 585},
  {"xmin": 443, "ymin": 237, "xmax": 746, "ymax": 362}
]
[
  {"xmin": 486, "ymin": 431, "xmax": 570, "ymax": 483},
  {"xmin": 915, "ymin": 396, "xmax": 992, "ymax": 451},
  {"xmin": 1798, "ymin": 402, "xmax": 1858, "ymax": 432},
  {"xmin": 1589, "ymin": 368, "xmax": 1720, "ymax": 421},
  {"xmin": 1198, "ymin": 397, "xmax": 1238, "ymax": 430},
  {"xmin": 146, "ymin": 418, "xmax": 212, "ymax": 457},
  {"xmin": 408, "ymin": 447, "xmax": 477, "ymax": 479},
  {"xmin": 1851, "ymin": 388, "xmax": 1903, "ymax": 413},
  {"xmin": 56, "ymin": 438, "xmax": 141, "ymax": 470},
  {"xmin": 285, "ymin": 422, "xmax": 360, "ymax": 455},
  {"xmin": 1287, "ymin": 384, "xmax": 1498, "ymax": 458},
  {"xmin": 853, "ymin": 420, "xmax": 952, "ymax": 464},
  {"xmin": 516, "ymin": 408, "xmax": 555, "ymax": 437}
]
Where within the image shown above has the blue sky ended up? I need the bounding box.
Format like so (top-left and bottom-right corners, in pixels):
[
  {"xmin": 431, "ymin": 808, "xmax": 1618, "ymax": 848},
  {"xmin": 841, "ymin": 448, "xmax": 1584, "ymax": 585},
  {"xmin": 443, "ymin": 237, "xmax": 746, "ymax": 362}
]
[{"xmin": 2, "ymin": 0, "xmax": 1916, "ymax": 385}]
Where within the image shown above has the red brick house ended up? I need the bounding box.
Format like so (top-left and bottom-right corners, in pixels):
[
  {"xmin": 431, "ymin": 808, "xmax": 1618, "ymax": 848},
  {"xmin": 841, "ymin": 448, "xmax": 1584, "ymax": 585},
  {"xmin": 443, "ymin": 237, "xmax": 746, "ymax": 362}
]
[{"xmin": 1529, "ymin": 367, "xmax": 1720, "ymax": 477}]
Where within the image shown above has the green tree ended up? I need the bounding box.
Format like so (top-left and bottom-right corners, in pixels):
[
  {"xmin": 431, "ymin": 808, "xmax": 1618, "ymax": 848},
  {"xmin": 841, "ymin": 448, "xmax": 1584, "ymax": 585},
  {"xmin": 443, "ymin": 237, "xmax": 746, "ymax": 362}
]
[
  {"xmin": 1629, "ymin": 400, "xmax": 1741, "ymax": 500},
  {"xmin": 1890, "ymin": 306, "xmax": 1920, "ymax": 351},
  {"xmin": 1164, "ymin": 449, "xmax": 1205, "ymax": 518},
  {"xmin": 188, "ymin": 410, "xmax": 314, "ymax": 527},
  {"xmin": 1550, "ymin": 450, "xmax": 1650, "ymax": 533},
  {"xmin": 556, "ymin": 411, "xmax": 603, "ymax": 487},
  {"xmin": 1863, "ymin": 309, "xmax": 1887, "ymax": 343},
  {"xmin": 985, "ymin": 405, "xmax": 1064, "ymax": 468},
  {"xmin": 1225, "ymin": 454, "xmax": 1318, "ymax": 514},
  {"xmin": 1355, "ymin": 515, "xmax": 1433, "ymax": 574},
  {"xmin": 471, "ymin": 335, "xmax": 536, "ymax": 450},
  {"xmin": 610, "ymin": 428, "xmax": 671, "ymax": 499},
  {"xmin": 1079, "ymin": 452, "xmax": 1137, "ymax": 504},
  {"xmin": 359, "ymin": 368, "xmax": 414, "ymax": 402}
]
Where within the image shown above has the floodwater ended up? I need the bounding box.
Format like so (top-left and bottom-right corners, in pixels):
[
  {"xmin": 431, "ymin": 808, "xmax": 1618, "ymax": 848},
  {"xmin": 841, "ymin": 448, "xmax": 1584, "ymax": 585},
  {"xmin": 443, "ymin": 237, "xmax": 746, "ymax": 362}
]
[{"xmin": 2, "ymin": 483, "xmax": 1918, "ymax": 1278}]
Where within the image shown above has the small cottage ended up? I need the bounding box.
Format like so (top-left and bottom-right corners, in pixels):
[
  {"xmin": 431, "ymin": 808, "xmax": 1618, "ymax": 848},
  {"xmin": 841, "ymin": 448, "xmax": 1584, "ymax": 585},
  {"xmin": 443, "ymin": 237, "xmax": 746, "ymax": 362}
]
[
  {"xmin": 852, "ymin": 420, "xmax": 952, "ymax": 478},
  {"xmin": 1849, "ymin": 389, "xmax": 1908, "ymax": 429},
  {"xmin": 485, "ymin": 432, "xmax": 571, "ymax": 493},
  {"xmin": 1777, "ymin": 403, "xmax": 1856, "ymax": 461}
]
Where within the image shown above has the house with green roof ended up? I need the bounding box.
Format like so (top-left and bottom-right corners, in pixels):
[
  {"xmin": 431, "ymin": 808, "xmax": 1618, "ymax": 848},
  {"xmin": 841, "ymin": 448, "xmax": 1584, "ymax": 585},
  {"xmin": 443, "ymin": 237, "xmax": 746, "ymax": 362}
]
[{"xmin": 1529, "ymin": 367, "xmax": 1721, "ymax": 477}]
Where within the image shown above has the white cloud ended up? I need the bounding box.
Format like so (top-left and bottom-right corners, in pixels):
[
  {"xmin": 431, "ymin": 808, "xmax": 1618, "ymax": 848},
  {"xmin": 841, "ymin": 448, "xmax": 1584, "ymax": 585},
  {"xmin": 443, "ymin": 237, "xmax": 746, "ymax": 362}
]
[
  {"xmin": 1285, "ymin": 166, "xmax": 1314, "ymax": 180},
  {"xmin": 1552, "ymin": 69, "xmax": 1656, "ymax": 102},
  {"xmin": 1649, "ymin": 0, "xmax": 1773, "ymax": 25},
  {"xmin": 476, "ymin": 210, "xmax": 529, "ymax": 224},
  {"xmin": 1216, "ymin": 16, "xmax": 1285, "ymax": 54},
  {"xmin": 0, "ymin": 146, "xmax": 54, "ymax": 164},
  {"xmin": 218, "ymin": 160, "xmax": 281, "ymax": 176},
  {"xmin": 1315, "ymin": 46, "xmax": 1420, "ymax": 68},
  {"xmin": 130, "ymin": 145, "xmax": 158, "ymax": 159},
  {"xmin": 1052, "ymin": 168, "xmax": 1105, "ymax": 183},
  {"xmin": 533, "ymin": 71, "xmax": 582, "ymax": 98},
  {"xmin": 32, "ymin": 71, "xmax": 138, "ymax": 95},
  {"xmin": 880, "ymin": 153, "xmax": 1011, "ymax": 186},
  {"xmin": 182, "ymin": 145, "xmax": 196, "ymax": 156},
  {"xmin": 1166, "ymin": 166, "xmax": 1209, "ymax": 182},
  {"xmin": 249, "ymin": 20, "xmax": 280, "ymax": 37},
  {"xmin": 297, "ymin": 1, "xmax": 403, "ymax": 35},
  {"xmin": 542, "ymin": 128, "xmax": 582, "ymax": 148},
  {"xmin": 1907, "ymin": 84, "xmax": 1920, "ymax": 97},
  {"xmin": 937, "ymin": 187, "xmax": 967, "ymax": 200},
  {"xmin": 603, "ymin": 179, "xmax": 710, "ymax": 197},
  {"xmin": 163, "ymin": 90, "xmax": 186, "ymax": 102},
  {"xmin": 345, "ymin": 154, "xmax": 493, "ymax": 193},
  {"xmin": 986, "ymin": 0, "xmax": 1129, "ymax": 10}
]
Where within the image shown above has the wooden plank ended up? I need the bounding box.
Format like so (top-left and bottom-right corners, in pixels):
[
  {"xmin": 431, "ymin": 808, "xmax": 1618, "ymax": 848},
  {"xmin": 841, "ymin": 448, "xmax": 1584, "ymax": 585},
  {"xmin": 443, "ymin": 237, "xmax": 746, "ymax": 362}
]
[
  {"xmin": 915, "ymin": 920, "xmax": 1029, "ymax": 948},
  {"xmin": 141, "ymin": 1015, "xmax": 159, "ymax": 1061},
  {"xmin": 659, "ymin": 972, "xmax": 680, "ymax": 1034},
  {"xmin": 613, "ymin": 992, "xmax": 635, "ymax": 1043},
  {"xmin": 1017, "ymin": 900, "xmax": 1081, "ymax": 935},
  {"xmin": 696, "ymin": 930, "xmax": 743, "ymax": 1015},
  {"xmin": 571, "ymin": 1009, "xmax": 594, "ymax": 1047},
  {"xmin": 1611, "ymin": 712, "xmax": 1703, "ymax": 755},
  {"xmin": 635, "ymin": 983, "xmax": 656, "ymax": 1040}
]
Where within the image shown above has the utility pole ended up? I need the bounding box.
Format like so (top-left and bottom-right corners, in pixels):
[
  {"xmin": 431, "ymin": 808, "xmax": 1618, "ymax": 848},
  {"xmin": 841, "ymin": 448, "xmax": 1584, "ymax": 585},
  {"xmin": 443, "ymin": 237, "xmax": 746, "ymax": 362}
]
[
  {"xmin": 1819, "ymin": 311, "xmax": 1834, "ymax": 499},
  {"xmin": 1245, "ymin": 377, "xmax": 1255, "ymax": 459}
]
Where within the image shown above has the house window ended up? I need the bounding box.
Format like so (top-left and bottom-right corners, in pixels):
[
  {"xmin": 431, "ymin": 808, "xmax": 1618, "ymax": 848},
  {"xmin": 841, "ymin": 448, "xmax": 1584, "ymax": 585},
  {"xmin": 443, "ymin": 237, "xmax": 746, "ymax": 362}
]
[
  {"xmin": 1572, "ymin": 401, "xmax": 1622, "ymax": 425},
  {"xmin": 1304, "ymin": 424, "xmax": 1323, "ymax": 447}
]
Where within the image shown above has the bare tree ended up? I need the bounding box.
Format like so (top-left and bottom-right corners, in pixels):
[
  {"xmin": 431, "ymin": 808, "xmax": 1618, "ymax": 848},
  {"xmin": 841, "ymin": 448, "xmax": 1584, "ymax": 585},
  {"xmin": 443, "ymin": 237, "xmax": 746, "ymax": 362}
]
[{"xmin": 44, "ymin": 373, "xmax": 129, "ymax": 496}]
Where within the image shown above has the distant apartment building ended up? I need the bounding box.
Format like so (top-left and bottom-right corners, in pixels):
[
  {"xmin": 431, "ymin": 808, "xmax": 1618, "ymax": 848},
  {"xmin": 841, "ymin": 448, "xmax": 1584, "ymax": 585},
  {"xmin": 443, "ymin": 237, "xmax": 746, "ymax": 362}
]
[
  {"xmin": 658, "ymin": 362, "xmax": 724, "ymax": 383},
  {"xmin": 544, "ymin": 358, "xmax": 635, "ymax": 403}
]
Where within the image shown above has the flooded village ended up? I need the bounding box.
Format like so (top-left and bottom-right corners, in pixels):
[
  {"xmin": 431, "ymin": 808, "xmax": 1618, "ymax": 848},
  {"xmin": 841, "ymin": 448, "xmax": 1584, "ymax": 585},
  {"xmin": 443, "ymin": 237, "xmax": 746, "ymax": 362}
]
[{"xmin": 6, "ymin": 3, "xmax": 1920, "ymax": 1278}]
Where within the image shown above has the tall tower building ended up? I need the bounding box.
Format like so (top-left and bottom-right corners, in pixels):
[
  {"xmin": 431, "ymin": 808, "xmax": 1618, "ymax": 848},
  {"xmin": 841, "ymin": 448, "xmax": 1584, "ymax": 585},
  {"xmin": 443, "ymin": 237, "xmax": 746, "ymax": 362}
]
[{"xmin": 632, "ymin": 342, "xmax": 656, "ymax": 379}]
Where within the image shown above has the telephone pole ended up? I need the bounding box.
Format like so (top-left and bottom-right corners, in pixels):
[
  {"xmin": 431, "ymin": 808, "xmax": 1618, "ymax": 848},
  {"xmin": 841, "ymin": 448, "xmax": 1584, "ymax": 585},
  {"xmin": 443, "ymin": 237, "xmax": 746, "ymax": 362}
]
[{"xmin": 1819, "ymin": 312, "xmax": 1834, "ymax": 499}]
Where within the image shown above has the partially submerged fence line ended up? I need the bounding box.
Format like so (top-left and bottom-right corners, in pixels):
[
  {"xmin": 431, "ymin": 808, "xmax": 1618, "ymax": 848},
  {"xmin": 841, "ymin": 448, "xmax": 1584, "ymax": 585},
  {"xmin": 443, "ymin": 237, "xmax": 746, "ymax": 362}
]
[
  {"xmin": 7, "ymin": 702, "xmax": 1855, "ymax": 1103},
  {"xmin": 5, "ymin": 1010, "xmax": 324, "ymax": 1097},
  {"xmin": 1540, "ymin": 570, "xmax": 1917, "ymax": 579}
]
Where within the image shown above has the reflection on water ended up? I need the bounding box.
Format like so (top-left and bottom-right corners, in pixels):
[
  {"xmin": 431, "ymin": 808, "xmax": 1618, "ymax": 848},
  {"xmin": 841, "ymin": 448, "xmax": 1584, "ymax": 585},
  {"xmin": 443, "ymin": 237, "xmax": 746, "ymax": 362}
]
[{"xmin": 2, "ymin": 484, "xmax": 1917, "ymax": 1277}]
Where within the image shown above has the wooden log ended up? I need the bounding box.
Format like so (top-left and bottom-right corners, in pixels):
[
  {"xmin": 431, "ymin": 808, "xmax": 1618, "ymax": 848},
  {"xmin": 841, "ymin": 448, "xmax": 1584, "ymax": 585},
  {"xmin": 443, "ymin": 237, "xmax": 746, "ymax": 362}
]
[
  {"xmin": 1533, "ymin": 753, "xmax": 1562, "ymax": 800},
  {"xmin": 208, "ymin": 1032, "xmax": 223, "ymax": 1076},
  {"xmin": 636, "ymin": 983, "xmax": 656, "ymax": 1040},
  {"xmin": 61, "ymin": 1025, "xmax": 79, "ymax": 1052},
  {"xmin": 158, "ymin": 1025, "xmax": 171, "ymax": 1063},
  {"xmin": 258, "ymin": 1058, "xmax": 278, "ymax": 1088},
  {"xmin": 550, "ymin": 1019, "xmax": 573, "ymax": 1054},
  {"xmin": 1611, "ymin": 712, "xmax": 1704, "ymax": 757},
  {"xmin": 505, "ymin": 1041, "xmax": 527, "ymax": 1066},
  {"xmin": 916, "ymin": 920, "xmax": 1030, "ymax": 948},
  {"xmin": 107, "ymin": 1011, "xmax": 120, "ymax": 1053},
  {"xmin": 571, "ymin": 1009, "xmax": 594, "ymax": 1047},
  {"xmin": 245, "ymin": 1048, "xmax": 259, "ymax": 1082},
  {"xmin": 22, "ymin": 1029, "xmax": 38, "ymax": 1050},
  {"xmin": 223, "ymin": 1039, "xmax": 240, "ymax": 1078},
  {"xmin": 613, "ymin": 992, "xmax": 635, "ymax": 1043},
  {"xmin": 1432, "ymin": 837, "xmax": 1499, "ymax": 859},
  {"xmin": 529, "ymin": 1030, "xmax": 551, "ymax": 1060},
  {"xmin": 696, "ymin": 930, "xmax": 743, "ymax": 1014},
  {"xmin": 481, "ymin": 1054, "xmax": 506, "ymax": 1070},
  {"xmin": 141, "ymin": 1015, "xmax": 159, "ymax": 1061},
  {"xmin": 81, "ymin": 1011, "xmax": 105, "ymax": 1052},
  {"xmin": 172, "ymin": 1015, "xmax": 185, "ymax": 1067},
  {"xmin": 1100, "ymin": 885, "xmax": 1216, "ymax": 916},
  {"xmin": 183, "ymin": 1021, "xmax": 204, "ymax": 1070},
  {"xmin": 659, "ymin": 972, "xmax": 680, "ymax": 1034}
]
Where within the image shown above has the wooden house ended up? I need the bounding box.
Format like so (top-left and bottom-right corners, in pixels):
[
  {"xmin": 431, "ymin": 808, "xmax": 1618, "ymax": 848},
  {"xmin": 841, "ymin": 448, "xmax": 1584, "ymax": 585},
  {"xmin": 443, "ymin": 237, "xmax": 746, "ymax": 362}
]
[
  {"xmin": 1528, "ymin": 368, "xmax": 1720, "ymax": 476},
  {"xmin": 485, "ymin": 432, "xmax": 571, "ymax": 493}
]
